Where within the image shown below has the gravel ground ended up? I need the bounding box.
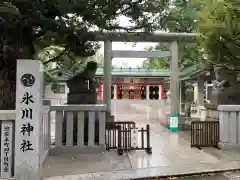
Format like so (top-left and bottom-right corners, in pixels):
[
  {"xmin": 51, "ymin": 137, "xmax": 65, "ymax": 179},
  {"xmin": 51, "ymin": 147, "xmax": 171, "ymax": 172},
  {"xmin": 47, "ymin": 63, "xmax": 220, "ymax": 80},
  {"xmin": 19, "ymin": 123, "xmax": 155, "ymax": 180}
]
[{"xmin": 132, "ymin": 170, "xmax": 240, "ymax": 180}]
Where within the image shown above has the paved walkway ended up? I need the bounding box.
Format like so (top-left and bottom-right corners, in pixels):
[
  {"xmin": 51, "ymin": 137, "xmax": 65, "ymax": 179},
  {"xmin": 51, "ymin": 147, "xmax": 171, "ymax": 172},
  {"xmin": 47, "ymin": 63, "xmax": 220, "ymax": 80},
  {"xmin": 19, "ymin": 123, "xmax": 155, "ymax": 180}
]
[{"xmin": 42, "ymin": 100, "xmax": 240, "ymax": 179}]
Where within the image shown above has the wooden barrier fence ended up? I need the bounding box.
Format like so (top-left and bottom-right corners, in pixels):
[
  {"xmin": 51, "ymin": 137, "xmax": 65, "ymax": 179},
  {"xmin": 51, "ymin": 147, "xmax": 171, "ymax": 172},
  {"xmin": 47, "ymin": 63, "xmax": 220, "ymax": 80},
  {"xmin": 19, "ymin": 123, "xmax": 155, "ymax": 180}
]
[
  {"xmin": 106, "ymin": 121, "xmax": 152, "ymax": 155},
  {"xmin": 191, "ymin": 121, "xmax": 219, "ymax": 149}
]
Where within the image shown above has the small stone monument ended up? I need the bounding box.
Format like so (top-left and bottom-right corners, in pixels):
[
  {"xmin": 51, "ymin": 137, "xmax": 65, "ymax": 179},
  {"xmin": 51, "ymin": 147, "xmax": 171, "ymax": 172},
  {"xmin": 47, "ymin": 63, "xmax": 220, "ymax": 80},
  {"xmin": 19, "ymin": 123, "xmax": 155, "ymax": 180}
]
[
  {"xmin": 63, "ymin": 61, "xmax": 99, "ymax": 144},
  {"xmin": 166, "ymin": 90, "xmax": 171, "ymax": 101},
  {"xmin": 211, "ymin": 65, "xmax": 240, "ymax": 105},
  {"xmin": 205, "ymin": 65, "xmax": 240, "ymax": 121},
  {"xmin": 67, "ymin": 61, "xmax": 98, "ymax": 104}
]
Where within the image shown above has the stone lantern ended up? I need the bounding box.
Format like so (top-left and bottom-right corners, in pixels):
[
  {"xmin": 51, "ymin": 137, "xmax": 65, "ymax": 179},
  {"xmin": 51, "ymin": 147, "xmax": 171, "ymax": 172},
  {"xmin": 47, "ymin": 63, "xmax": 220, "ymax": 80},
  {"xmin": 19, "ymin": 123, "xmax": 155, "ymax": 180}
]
[{"xmin": 166, "ymin": 90, "xmax": 171, "ymax": 100}]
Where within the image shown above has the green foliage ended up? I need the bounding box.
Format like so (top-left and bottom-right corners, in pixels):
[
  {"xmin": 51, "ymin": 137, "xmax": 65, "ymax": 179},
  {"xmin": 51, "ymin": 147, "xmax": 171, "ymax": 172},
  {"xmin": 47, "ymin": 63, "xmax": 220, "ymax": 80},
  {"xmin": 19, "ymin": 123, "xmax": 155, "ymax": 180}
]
[
  {"xmin": 142, "ymin": 0, "xmax": 206, "ymax": 70},
  {"xmin": 142, "ymin": 45, "xmax": 169, "ymax": 69},
  {"xmin": 0, "ymin": 0, "xmax": 167, "ymax": 57},
  {"xmin": 40, "ymin": 47, "xmax": 104, "ymax": 89},
  {"xmin": 198, "ymin": 0, "xmax": 240, "ymax": 67},
  {"xmin": 0, "ymin": 0, "xmax": 168, "ymax": 87},
  {"xmin": 94, "ymin": 54, "xmax": 104, "ymax": 68},
  {"xmin": 44, "ymin": 70, "xmax": 59, "ymax": 92}
]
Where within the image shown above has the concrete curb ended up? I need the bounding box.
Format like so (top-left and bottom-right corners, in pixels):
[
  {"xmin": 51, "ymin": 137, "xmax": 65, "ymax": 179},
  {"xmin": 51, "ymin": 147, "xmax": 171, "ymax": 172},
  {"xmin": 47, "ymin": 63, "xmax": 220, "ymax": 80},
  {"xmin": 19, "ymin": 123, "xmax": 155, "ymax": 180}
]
[
  {"xmin": 43, "ymin": 161, "xmax": 240, "ymax": 180},
  {"xmin": 130, "ymin": 168, "xmax": 240, "ymax": 180}
]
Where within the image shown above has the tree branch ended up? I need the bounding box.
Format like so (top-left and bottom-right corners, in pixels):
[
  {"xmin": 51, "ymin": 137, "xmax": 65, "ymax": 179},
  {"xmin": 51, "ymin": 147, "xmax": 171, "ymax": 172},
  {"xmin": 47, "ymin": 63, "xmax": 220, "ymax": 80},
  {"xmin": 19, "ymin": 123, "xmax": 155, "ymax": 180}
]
[
  {"xmin": 104, "ymin": 22, "xmax": 154, "ymax": 31},
  {"xmin": 216, "ymin": 39, "xmax": 240, "ymax": 63},
  {"xmin": 43, "ymin": 47, "xmax": 68, "ymax": 65},
  {"xmin": 115, "ymin": 0, "xmax": 145, "ymax": 16}
]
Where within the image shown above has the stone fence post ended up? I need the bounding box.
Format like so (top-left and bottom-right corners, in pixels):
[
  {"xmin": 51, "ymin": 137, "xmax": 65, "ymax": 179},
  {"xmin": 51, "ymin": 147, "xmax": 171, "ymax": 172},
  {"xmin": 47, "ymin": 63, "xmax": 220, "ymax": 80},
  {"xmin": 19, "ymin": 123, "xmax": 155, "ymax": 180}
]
[{"xmin": 218, "ymin": 105, "xmax": 240, "ymax": 149}]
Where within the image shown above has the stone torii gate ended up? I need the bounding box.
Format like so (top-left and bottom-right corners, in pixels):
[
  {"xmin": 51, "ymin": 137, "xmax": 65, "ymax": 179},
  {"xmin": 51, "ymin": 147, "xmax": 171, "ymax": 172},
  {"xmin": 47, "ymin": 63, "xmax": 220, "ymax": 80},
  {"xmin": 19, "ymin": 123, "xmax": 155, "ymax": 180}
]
[{"xmin": 91, "ymin": 31, "xmax": 197, "ymax": 118}]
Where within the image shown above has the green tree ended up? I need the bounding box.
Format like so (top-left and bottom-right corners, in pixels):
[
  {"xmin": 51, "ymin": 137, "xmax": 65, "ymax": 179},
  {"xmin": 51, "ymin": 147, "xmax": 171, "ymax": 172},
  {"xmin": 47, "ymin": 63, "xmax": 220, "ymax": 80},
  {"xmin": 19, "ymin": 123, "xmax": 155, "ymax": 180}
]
[
  {"xmin": 142, "ymin": 0, "xmax": 206, "ymax": 69},
  {"xmin": 37, "ymin": 46, "xmax": 90, "ymax": 92},
  {"xmin": 0, "ymin": 0, "xmax": 167, "ymax": 109},
  {"xmin": 95, "ymin": 53, "xmax": 104, "ymax": 68},
  {"xmin": 38, "ymin": 47, "xmax": 105, "ymax": 92},
  {"xmin": 142, "ymin": 45, "xmax": 169, "ymax": 69},
  {"xmin": 198, "ymin": 0, "xmax": 240, "ymax": 67}
]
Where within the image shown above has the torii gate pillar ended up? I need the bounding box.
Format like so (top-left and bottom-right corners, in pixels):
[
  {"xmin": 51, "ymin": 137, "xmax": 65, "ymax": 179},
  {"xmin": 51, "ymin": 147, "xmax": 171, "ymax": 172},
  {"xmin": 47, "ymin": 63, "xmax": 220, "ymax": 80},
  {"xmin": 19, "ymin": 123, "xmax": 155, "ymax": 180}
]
[
  {"xmin": 170, "ymin": 41, "xmax": 180, "ymax": 115},
  {"xmin": 103, "ymin": 40, "xmax": 112, "ymax": 114}
]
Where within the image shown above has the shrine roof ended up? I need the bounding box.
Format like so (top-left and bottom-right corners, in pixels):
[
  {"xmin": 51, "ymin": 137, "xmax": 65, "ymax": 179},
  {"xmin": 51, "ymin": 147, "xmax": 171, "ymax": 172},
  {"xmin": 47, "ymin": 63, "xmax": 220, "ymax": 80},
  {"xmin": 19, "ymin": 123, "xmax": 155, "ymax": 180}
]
[
  {"xmin": 49, "ymin": 65, "xmax": 209, "ymax": 81},
  {"xmin": 95, "ymin": 66, "xmax": 208, "ymax": 79},
  {"xmin": 95, "ymin": 68, "xmax": 170, "ymax": 77},
  {"xmin": 179, "ymin": 64, "xmax": 210, "ymax": 80}
]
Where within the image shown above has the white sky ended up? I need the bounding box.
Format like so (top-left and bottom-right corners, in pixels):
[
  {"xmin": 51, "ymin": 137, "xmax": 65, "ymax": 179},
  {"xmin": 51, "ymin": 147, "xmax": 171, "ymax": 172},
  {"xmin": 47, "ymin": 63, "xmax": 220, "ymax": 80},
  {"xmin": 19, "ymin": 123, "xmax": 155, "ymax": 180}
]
[
  {"xmin": 97, "ymin": 16, "xmax": 159, "ymax": 68},
  {"xmin": 98, "ymin": 42, "xmax": 157, "ymax": 68}
]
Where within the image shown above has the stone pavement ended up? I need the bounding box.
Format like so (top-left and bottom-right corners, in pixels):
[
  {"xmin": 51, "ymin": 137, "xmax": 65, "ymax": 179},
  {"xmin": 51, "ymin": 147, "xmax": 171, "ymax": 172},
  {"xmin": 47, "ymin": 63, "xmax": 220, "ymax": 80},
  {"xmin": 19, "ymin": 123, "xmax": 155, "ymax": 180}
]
[
  {"xmin": 43, "ymin": 161, "xmax": 240, "ymax": 180},
  {"xmin": 42, "ymin": 100, "xmax": 240, "ymax": 179},
  {"xmin": 170, "ymin": 171, "xmax": 240, "ymax": 180}
]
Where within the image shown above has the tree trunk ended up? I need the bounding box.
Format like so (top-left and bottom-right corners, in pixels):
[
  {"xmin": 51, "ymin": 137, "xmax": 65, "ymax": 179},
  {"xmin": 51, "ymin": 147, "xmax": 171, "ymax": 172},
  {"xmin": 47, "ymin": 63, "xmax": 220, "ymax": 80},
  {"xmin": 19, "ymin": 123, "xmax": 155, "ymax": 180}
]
[
  {"xmin": 0, "ymin": 36, "xmax": 33, "ymax": 110},
  {"xmin": 0, "ymin": 67, "xmax": 16, "ymax": 110}
]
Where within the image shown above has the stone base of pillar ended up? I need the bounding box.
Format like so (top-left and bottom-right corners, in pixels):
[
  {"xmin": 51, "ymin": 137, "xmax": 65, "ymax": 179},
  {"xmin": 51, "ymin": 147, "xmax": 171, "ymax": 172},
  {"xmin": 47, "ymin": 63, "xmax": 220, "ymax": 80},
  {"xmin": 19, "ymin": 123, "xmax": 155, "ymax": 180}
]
[
  {"xmin": 67, "ymin": 93, "xmax": 96, "ymax": 104},
  {"xmin": 199, "ymin": 106, "xmax": 206, "ymax": 121},
  {"xmin": 204, "ymin": 104, "xmax": 218, "ymax": 121},
  {"xmin": 206, "ymin": 110, "xmax": 218, "ymax": 121}
]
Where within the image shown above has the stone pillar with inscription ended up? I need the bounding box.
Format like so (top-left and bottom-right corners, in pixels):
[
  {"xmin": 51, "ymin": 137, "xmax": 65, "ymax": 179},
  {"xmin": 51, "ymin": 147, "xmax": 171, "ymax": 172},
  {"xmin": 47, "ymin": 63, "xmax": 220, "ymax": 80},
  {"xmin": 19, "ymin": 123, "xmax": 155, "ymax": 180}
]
[{"xmin": 15, "ymin": 60, "xmax": 43, "ymax": 180}]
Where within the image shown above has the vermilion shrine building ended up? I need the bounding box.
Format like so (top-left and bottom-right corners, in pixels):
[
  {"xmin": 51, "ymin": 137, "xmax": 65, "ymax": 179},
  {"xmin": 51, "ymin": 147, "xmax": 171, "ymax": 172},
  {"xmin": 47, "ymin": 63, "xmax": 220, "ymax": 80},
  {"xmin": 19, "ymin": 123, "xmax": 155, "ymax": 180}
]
[
  {"xmin": 46, "ymin": 67, "xmax": 170, "ymax": 101},
  {"xmin": 95, "ymin": 67, "xmax": 169, "ymax": 100}
]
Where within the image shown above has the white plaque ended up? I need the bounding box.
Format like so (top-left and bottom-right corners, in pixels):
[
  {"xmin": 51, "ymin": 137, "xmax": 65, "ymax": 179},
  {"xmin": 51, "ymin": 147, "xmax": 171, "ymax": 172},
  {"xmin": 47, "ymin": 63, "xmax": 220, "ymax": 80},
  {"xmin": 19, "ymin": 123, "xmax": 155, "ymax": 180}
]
[
  {"xmin": 170, "ymin": 116, "xmax": 178, "ymax": 128},
  {"xmin": 1, "ymin": 121, "xmax": 13, "ymax": 178},
  {"xmin": 131, "ymin": 128, "xmax": 138, "ymax": 148}
]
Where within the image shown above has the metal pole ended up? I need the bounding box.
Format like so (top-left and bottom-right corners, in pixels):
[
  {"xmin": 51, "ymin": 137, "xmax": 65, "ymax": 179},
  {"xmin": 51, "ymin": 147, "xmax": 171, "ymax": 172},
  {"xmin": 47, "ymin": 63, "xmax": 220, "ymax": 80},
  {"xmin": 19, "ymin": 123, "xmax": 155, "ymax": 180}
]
[
  {"xmin": 103, "ymin": 41, "xmax": 112, "ymax": 113},
  {"xmin": 170, "ymin": 41, "xmax": 180, "ymax": 115}
]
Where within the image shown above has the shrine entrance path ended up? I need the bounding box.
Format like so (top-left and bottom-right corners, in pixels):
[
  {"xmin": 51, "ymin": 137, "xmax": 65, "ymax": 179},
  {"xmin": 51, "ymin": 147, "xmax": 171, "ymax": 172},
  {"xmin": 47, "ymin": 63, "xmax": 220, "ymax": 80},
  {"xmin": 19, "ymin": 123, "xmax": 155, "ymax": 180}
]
[{"xmin": 43, "ymin": 100, "xmax": 240, "ymax": 180}]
